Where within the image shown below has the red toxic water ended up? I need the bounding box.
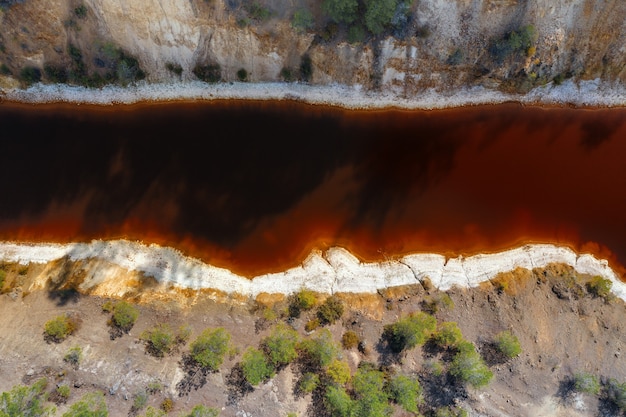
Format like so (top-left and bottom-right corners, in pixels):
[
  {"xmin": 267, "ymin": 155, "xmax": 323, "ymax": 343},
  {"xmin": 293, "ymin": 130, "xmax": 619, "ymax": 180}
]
[{"xmin": 0, "ymin": 101, "xmax": 625, "ymax": 278}]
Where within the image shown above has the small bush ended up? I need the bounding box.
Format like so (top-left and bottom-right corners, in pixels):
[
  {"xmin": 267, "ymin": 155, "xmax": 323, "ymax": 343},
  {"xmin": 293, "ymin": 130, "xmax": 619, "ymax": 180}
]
[
  {"xmin": 389, "ymin": 374, "xmax": 422, "ymax": 413},
  {"xmin": 147, "ymin": 380, "xmax": 162, "ymax": 394},
  {"xmin": 586, "ymin": 275, "xmax": 612, "ymax": 299},
  {"xmin": 289, "ymin": 289, "xmax": 317, "ymax": 317},
  {"xmin": 241, "ymin": 347, "xmax": 274, "ymax": 386},
  {"xmin": 435, "ymin": 406, "xmax": 469, "ymax": 417},
  {"xmin": 131, "ymin": 390, "xmax": 148, "ymax": 413},
  {"xmin": 422, "ymin": 293, "xmax": 454, "ymax": 314},
  {"xmin": 44, "ymin": 315, "xmax": 77, "ymax": 342},
  {"xmin": 236, "ymin": 68, "xmax": 248, "ymax": 82},
  {"xmin": 317, "ymin": 296, "xmax": 344, "ymax": 325},
  {"xmin": 292, "ymin": 9, "xmax": 314, "ymax": 32},
  {"xmin": 0, "ymin": 269, "xmax": 6, "ymax": 291},
  {"xmin": 383, "ymin": 312, "xmax": 437, "ymax": 353},
  {"xmin": 190, "ymin": 327, "xmax": 230, "ymax": 371},
  {"xmin": 449, "ymin": 346, "xmax": 493, "ymax": 389},
  {"xmin": 140, "ymin": 406, "xmax": 165, "ymax": 417},
  {"xmin": 341, "ymin": 331, "xmax": 359, "ymax": 349},
  {"xmin": 606, "ymin": 379, "xmax": 626, "ymax": 411},
  {"xmin": 262, "ymin": 324, "xmax": 299, "ymax": 367},
  {"xmin": 102, "ymin": 300, "xmax": 114, "ymax": 313},
  {"xmin": 74, "ymin": 4, "xmax": 87, "ymax": 18},
  {"xmin": 299, "ymin": 372, "xmax": 320, "ymax": 393},
  {"xmin": 280, "ymin": 67, "xmax": 294, "ymax": 82},
  {"xmin": 141, "ymin": 324, "xmax": 175, "ymax": 357},
  {"xmin": 165, "ymin": 62, "xmax": 183, "ymax": 76},
  {"xmin": 177, "ymin": 325, "xmax": 192, "ymax": 345},
  {"xmin": 326, "ymin": 360, "xmax": 351, "ymax": 385},
  {"xmin": 0, "ymin": 63, "xmax": 11, "ymax": 75},
  {"xmin": 300, "ymin": 329, "xmax": 340, "ymax": 369},
  {"xmin": 44, "ymin": 64, "xmax": 68, "ymax": 83},
  {"xmin": 56, "ymin": 384, "xmax": 71, "ymax": 401},
  {"xmin": 490, "ymin": 25, "xmax": 538, "ymax": 62},
  {"xmin": 193, "ymin": 63, "xmax": 221, "ymax": 83},
  {"xmin": 64, "ymin": 346, "xmax": 83, "ymax": 367},
  {"xmin": 305, "ymin": 319, "xmax": 320, "ymax": 332},
  {"xmin": 111, "ymin": 301, "xmax": 139, "ymax": 332},
  {"xmin": 246, "ymin": 2, "xmax": 271, "ymax": 21},
  {"xmin": 19, "ymin": 66, "xmax": 42, "ymax": 86},
  {"xmin": 433, "ymin": 322, "xmax": 464, "ymax": 349},
  {"xmin": 160, "ymin": 398, "xmax": 174, "ymax": 413},
  {"xmin": 573, "ymin": 372, "xmax": 600, "ymax": 395},
  {"xmin": 495, "ymin": 331, "xmax": 521, "ymax": 359}
]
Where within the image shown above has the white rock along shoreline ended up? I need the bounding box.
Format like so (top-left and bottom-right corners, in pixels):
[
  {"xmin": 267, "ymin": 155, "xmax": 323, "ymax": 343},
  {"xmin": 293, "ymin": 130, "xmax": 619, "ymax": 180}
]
[{"xmin": 0, "ymin": 240, "xmax": 623, "ymax": 300}]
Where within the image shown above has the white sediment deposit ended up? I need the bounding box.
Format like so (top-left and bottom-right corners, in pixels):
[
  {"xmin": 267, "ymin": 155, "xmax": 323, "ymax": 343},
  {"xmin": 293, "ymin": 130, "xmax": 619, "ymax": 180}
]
[
  {"xmin": 2, "ymin": 79, "xmax": 626, "ymax": 109},
  {"xmin": 0, "ymin": 240, "xmax": 624, "ymax": 300}
]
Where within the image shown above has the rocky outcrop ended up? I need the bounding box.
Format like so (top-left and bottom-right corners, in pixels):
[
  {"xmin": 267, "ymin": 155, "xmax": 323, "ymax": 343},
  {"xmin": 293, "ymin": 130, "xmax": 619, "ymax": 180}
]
[{"xmin": 0, "ymin": 0, "xmax": 625, "ymax": 98}]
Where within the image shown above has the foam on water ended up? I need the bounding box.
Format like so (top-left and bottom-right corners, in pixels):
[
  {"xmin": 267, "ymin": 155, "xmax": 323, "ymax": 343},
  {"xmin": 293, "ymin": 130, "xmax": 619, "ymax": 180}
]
[{"xmin": 0, "ymin": 240, "xmax": 623, "ymax": 300}]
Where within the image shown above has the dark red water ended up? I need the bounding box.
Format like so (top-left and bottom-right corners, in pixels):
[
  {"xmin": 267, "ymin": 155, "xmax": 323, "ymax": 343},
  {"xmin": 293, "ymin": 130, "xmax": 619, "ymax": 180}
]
[{"xmin": 0, "ymin": 101, "xmax": 625, "ymax": 277}]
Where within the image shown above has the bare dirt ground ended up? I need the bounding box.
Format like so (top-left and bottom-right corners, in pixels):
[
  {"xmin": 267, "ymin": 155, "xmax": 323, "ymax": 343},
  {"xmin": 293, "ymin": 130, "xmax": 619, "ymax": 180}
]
[{"xmin": 0, "ymin": 262, "xmax": 625, "ymax": 416}]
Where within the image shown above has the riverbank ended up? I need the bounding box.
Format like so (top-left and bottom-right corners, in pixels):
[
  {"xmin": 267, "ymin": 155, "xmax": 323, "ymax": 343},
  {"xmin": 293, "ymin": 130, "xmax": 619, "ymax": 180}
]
[
  {"xmin": 2, "ymin": 79, "xmax": 626, "ymax": 109},
  {"xmin": 1, "ymin": 240, "xmax": 624, "ymax": 300}
]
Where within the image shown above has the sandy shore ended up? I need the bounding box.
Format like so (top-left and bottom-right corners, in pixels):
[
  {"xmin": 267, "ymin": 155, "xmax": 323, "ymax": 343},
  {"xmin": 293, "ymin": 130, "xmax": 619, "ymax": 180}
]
[
  {"xmin": 2, "ymin": 79, "xmax": 626, "ymax": 109},
  {"xmin": 0, "ymin": 240, "xmax": 623, "ymax": 300}
]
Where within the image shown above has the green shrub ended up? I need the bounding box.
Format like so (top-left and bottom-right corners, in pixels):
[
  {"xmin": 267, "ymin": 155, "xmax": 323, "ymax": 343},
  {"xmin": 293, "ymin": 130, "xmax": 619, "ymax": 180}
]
[
  {"xmin": 325, "ymin": 385, "xmax": 352, "ymax": 417},
  {"xmin": 573, "ymin": 372, "xmax": 600, "ymax": 395},
  {"xmin": 495, "ymin": 331, "xmax": 521, "ymax": 359},
  {"xmin": 289, "ymin": 289, "xmax": 317, "ymax": 317},
  {"xmin": 586, "ymin": 276, "xmax": 612, "ymax": 298},
  {"xmin": 246, "ymin": 2, "xmax": 271, "ymax": 21},
  {"xmin": 64, "ymin": 346, "xmax": 83, "ymax": 367},
  {"xmin": 177, "ymin": 325, "xmax": 192, "ymax": 345},
  {"xmin": 435, "ymin": 406, "xmax": 469, "ymax": 417},
  {"xmin": 160, "ymin": 398, "xmax": 174, "ymax": 413},
  {"xmin": 424, "ymin": 359, "xmax": 445, "ymax": 377},
  {"xmin": 56, "ymin": 385, "xmax": 71, "ymax": 401},
  {"xmin": 101, "ymin": 301, "xmax": 114, "ymax": 313},
  {"xmin": 341, "ymin": 331, "xmax": 360, "ymax": 350},
  {"xmin": 317, "ymin": 295, "xmax": 344, "ymax": 325},
  {"xmin": 280, "ymin": 67, "xmax": 294, "ymax": 82},
  {"xmin": 44, "ymin": 314, "xmax": 77, "ymax": 342},
  {"xmin": 322, "ymin": 0, "xmax": 358, "ymax": 24},
  {"xmin": 383, "ymin": 312, "xmax": 437, "ymax": 353},
  {"xmin": 449, "ymin": 346, "xmax": 493, "ymax": 389},
  {"xmin": 352, "ymin": 365, "xmax": 390, "ymax": 417},
  {"xmin": 165, "ymin": 62, "xmax": 183, "ymax": 76},
  {"xmin": 111, "ymin": 301, "xmax": 139, "ymax": 332},
  {"xmin": 19, "ymin": 66, "xmax": 42, "ymax": 86},
  {"xmin": 292, "ymin": 9, "xmax": 314, "ymax": 32},
  {"xmin": 141, "ymin": 324, "xmax": 175, "ymax": 357},
  {"xmin": 0, "ymin": 269, "xmax": 6, "ymax": 291},
  {"xmin": 326, "ymin": 360, "xmax": 351, "ymax": 385},
  {"xmin": 181, "ymin": 405, "xmax": 220, "ymax": 417},
  {"xmin": 422, "ymin": 293, "xmax": 454, "ymax": 314},
  {"xmin": 62, "ymin": 392, "xmax": 107, "ymax": 417},
  {"xmin": 193, "ymin": 64, "xmax": 221, "ymax": 83},
  {"xmin": 140, "ymin": 406, "xmax": 165, "ymax": 417},
  {"xmin": 388, "ymin": 374, "xmax": 422, "ymax": 413},
  {"xmin": 190, "ymin": 328, "xmax": 230, "ymax": 371},
  {"xmin": 236, "ymin": 68, "xmax": 248, "ymax": 82},
  {"xmin": 241, "ymin": 347, "xmax": 274, "ymax": 386},
  {"xmin": 74, "ymin": 4, "xmax": 87, "ymax": 18},
  {"xmin": 433, "ymin": 322, "xmax": 464, "ymax": 349},
  {"xmin": 606, "ymin": 379, "xmax": 626, "ymax": 411},
  {"xmin": 490, "ymin": 25, "xmax": 538, "ymax": 62},
  {"xmin": 300, "ymin": 329, "xmax": 340, "ymax": 369},
  {"xmin": 0, "ymin": 378, "xmax": 54, "ymax": 417},
  {"xmin": 364, "ymin": 0, "xmax": 398, "ymax": 35},
  {"xmin": 347, "ymin": 25, "xmax": 366, "ymax": 44},
  {"xmin": 262, "ymin": 324, "xmax": 299, "ymax": 367},
  {"xmin": 305, "ymin": 319, "xmax": 320, "ymax": 332},
  {"xmin": 131, "ymin": 390, "xmax": 148, "ymax": 413},
  {"xmin": 299, "ymin": 372, "xmax": 320, "ymax": 393}
]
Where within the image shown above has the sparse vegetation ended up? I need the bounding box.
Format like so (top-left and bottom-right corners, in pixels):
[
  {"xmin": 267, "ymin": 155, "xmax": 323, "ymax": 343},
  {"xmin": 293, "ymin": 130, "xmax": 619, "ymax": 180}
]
[
  {"xmin": 383, "ymin": 312, "xmax": 437, "ymax": 353},
  {"xmin": 0, "ymin": 63, "xmax": 11, "ymax": 75},
  {"xmin": 74, "ymin": 4, "xmax": 87, "ymax": 18},
  {"xmin": 64, "ymin": 346, "xmax": 83, "ymax": 368},
  {"xmin": 62, "ymin": 391, "xmax": 108, "ymax": 417},
  {"xmin": 44, "ymin": 314, "xmax": 77, "ymax": 342},
  {"xmin": 280, "ymin": 67, "xmax": 294, "ymax": 82},
  {"xmin": 572, "ymin": 372, "xmax": 600, "ymax": 395},
  {"xmin": 180, "ymin": 405, "xmax": 220, "ymax": 417},
  {"xmin": 19, "ymin": 66, "xmax": 42, "ymax": 86},
  {"xmin": 165, "ymin": 62, "xmax": 183, "ymax": 76},
  {"xmin": 241, "ymin": 347, "xmax": 274, "ymax": 386},
  {"xmin": 317, "ymin": 295, "xmax": 344, "ymax": 325},
  {"xmin": 0, "ymin": 269, "xmax": 6, "ymax": 291},
  {"xmin": 190, "ymin": 328, "xmax": 231, "ymax": 371},
  {"xmin": 422, "ymin": 293, "xmax": 454, "ymax": 314},
  {"xmin": 606, "ymin": 379, "xmax": 626, "ymax": 411},
  {"xmin": 131, "ymin": 390, "xmax": 149, "ymax": 414},
  {"xmin": 494, "ymin": 331, "xmax": 521, "ymax": 359},
  {"xmin": 245, "ymin": 2, "xmax": 271, "ymax": 21}
]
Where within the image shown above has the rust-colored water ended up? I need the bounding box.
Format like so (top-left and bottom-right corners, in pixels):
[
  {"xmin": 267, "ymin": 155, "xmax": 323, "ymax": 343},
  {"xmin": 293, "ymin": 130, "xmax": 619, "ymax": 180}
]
[{"xmin": 0, "ymin": 101, "xmax": 625, "ymax": 278}]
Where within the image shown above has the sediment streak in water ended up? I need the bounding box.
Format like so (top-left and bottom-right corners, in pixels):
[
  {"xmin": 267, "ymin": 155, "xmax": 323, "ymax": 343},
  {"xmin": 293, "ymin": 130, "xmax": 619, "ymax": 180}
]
[{"xmin": 0, "ymin": 240, "xmax": 623, "ymax": 300}]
